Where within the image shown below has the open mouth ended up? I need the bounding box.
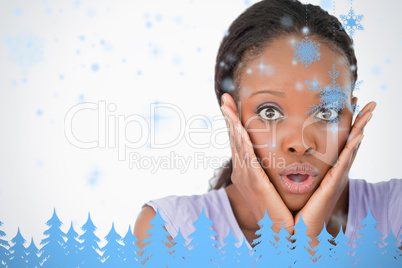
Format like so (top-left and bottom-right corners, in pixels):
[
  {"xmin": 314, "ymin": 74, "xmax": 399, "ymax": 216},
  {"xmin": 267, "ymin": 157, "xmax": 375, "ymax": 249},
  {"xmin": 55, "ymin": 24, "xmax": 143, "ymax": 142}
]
[
  {"xmin": 286, "ymin": 173, "xmax": 309, "ymax": 183},
  {"xmin": 281, "ymin": 173, "xmax": 316, "ymax": 194}
]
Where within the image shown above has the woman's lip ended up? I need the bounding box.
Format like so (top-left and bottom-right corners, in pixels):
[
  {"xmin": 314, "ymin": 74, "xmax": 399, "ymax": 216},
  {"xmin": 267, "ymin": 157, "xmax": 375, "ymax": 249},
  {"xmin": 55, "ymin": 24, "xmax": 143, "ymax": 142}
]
[
  {"xmin": 283, "ymin": 171, "xmax": 316, "ymax": 177},
  {"xmin": 280, "ymin": 162, "xmax": 318, "ymax": 178}
]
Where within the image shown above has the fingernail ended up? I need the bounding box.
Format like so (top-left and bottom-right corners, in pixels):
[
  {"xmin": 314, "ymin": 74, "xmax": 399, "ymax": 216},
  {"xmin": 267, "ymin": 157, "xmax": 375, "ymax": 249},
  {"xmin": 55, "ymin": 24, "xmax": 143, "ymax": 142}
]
[
  {"xmin": 221, "ymin": 106, "xmax": 227, "ymax": 115},
  {"xmin": 370, "ymin": 102, "xmax": 376, "ymax": 112},
  {"xmin": 222, "ymin": 94, "xmax": 228, "ymax": 105},
  {"xmin": 367, "ymin": 113, "xmax": 373, "ymax": 123}
]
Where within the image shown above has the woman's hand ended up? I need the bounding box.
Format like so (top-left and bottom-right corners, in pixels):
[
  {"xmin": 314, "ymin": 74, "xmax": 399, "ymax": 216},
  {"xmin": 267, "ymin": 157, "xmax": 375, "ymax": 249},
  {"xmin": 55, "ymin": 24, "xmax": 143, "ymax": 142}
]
[
  {"xmin": 220, "ymin": 93, "xmax": 295, "ymax": 235},
  {"xmin": 295, "ymin": 101, "xmax": 376, "ymax": 246}
]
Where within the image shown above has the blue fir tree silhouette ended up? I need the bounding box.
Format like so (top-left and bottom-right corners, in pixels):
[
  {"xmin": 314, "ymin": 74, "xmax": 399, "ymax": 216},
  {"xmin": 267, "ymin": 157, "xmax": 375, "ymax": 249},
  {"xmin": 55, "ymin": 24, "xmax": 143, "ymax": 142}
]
[
  {"xmin": 25, "ymin": 237, "xmax": 41, "ymax": 268},
  {"xmin": 381, "ymin": 227, "xmax": 401, "ymax": 268},
  {"xmin": 251, "ymin": 208, "xmax": 278, "ymax": 267},
  {"xmin": 235, "ymin": 237, "xmax": 254, "ymax": 268},
  {"xmin": 40, "ymin": 208, "xmax": 66, "ymax": 267},
  {"xmin": 0, "ymin": 221, "xmax": 9, "ymax": 267},
  {"xmin": 398, "ymin": 234, "xmax": 402, "ymax": 266},
  {"xmin": 64, "ymin": 221, "xmax": 81, "ymax": 267},
  {"xmin": 8, "ymin": 227, "xmax": 26, "ymax": 267},
  {"xmin": 270, "ymin": 222, "xmax": 293, "ymax": 268},
  {"xmin": 219, "ymin": 227, "xmax": 239, "ymax": 267},
  {"xmin": 313, "ymin": 223, "xmax": 335, "ymax": 265},
  {"xmin": 142, "ymin": 207, "xmax": 173, "ymax": 268},
  {"xmin": 331, "ymin": 225, "xmax": 353, "ymax": 267},
  {"xmin": 120, "ymin": 225, "xmax": 141, "ymax": 267},
  {"xmin": 169, "ymin": 227, "xmax": 189, "ymax": 268},
  {"xmin": 186, "ymin": 207, "xmax": 220, "ymax": 267},
  {"xmin": 102, "ymin": 222, "xmax": 123, "ymax": 267},
  {"xmin": 79, "ymin": 212, "xmax": 102, "ymax": 267},
  {"xmin": 353, "ymin": 208, "xmax": 384, "ymax": 267},
  {"xmin": 290, "ymin": 213, "xmax": 313, "ymax": 267}
]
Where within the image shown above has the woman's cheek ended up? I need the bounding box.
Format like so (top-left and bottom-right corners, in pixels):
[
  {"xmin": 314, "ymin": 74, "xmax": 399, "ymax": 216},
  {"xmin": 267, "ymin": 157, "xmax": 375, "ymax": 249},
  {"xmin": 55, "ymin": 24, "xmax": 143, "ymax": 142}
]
[
  {"xmin": 316, "ymin": 125, "xmax": 351, "ymax": 166},
  {"xmin": 337, "ymin": 124, "xmax": 352, "ymax": 153}
]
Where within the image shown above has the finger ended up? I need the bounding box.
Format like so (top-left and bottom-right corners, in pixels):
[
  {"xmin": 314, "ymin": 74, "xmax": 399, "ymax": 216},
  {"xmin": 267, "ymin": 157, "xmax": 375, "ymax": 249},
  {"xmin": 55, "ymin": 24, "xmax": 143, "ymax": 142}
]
[
  {"xmin": 347, "ymin": 109, "xmax": 373, "ymax": 143},
  {"xmin": 320, "ymin": 134, "xmax": 363, "ymax": 197},
  {"xmin": 349, "ymin": 138, "xmax": 361, "ymax": 168},
  {"xmin": 221, "ymin": 104, "xmax": 244, "ymax": 169},
  {"xmin": 353, "ymin": 101, "xmax": 376, "ymax": 125},
  {"xmin": 223, "ymin": 102, "xmax": 268, "ymax": 183},
  {"xmin": 222, "ymin": 98, "xmax": 256, "ymax": 166},
  {"xmin": 222, "ymin": 93, "xmax": 240, "ymax": 118},
  {"xmin": 332, "ymin": 133, "xmax": 364, "ymax": 181},
  {"xmin": 228, "ymin": 110, "xmax": 250, "ymax": 170}
]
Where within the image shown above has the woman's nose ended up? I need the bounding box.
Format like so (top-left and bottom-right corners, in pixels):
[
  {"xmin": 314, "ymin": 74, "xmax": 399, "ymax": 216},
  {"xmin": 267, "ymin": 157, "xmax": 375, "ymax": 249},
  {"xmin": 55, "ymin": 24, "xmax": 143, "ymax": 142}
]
[
  {"xmin": 287, "ymin": 144, "xmax": 311, "ymax": 155},
  {"xmin": 281, "ymin": 121, "xmax": 316, "ymax": 156}
]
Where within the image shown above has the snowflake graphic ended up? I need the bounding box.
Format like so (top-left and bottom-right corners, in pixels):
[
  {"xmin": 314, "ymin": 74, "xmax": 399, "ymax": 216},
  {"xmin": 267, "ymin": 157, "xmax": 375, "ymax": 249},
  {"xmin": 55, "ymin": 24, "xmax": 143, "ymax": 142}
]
[
  {"xmin": 293, "ymin": 35, "xmax": 321, "ymax": 68},
  {"xmin": 340, "ymin": 7, "xmax": 364, "ymax": 37},
  {"xmin": 87, "ymin": 166, "xmax": 102, "ymax": 187},
  {"xmin": 305, "ymin": 64, "xmax": 363, "ymax": 124},
  {"xmin": 6, "ymin": 31, "xmax": 44, "ymax": 71}
]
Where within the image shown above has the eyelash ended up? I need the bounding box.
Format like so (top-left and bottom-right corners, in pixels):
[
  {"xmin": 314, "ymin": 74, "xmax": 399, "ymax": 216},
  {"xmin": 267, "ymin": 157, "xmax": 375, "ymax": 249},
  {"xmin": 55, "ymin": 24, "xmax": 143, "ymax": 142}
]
[
  {"xmin": 256, "ymin": 105, "xmax": 284, "ymax": 122},
  {"xmin": 256, "ymin": 105, "xmax": 343, "ymax": 123},
  {"xmin": 316, "ymin": 108, "xmax": 343, "ymax": 123}
]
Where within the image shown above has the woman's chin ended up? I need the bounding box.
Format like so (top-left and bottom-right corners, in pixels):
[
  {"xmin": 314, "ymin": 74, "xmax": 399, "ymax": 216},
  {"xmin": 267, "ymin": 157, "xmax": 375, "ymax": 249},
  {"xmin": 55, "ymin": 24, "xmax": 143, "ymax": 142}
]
[{"xmin": 282, "ymin": 194, "xmax": 310, "ymax": 213}]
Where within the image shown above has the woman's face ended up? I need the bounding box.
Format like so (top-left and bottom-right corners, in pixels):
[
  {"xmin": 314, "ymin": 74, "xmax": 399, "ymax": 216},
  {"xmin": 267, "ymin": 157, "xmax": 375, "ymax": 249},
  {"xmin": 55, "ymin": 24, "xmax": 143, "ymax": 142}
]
[{"xmin": 237, "ymin": 35, "xmax": 357, "ymax": 212}]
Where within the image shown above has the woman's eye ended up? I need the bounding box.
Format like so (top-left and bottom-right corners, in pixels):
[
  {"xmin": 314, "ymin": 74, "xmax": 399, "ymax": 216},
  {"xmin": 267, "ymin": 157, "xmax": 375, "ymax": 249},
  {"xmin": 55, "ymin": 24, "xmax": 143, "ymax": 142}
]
[
  {"xmin": 314, "ymin": 107, "xmax": 339, "ymax": 121},
  {"xmin": 258, "ymin": 106, "xmax": 284, "ymax": 121}
]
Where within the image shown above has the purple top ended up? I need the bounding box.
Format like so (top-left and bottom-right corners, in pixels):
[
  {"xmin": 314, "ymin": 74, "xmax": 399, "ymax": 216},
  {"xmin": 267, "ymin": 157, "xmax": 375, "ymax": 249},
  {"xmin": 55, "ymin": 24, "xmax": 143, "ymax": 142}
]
[{"xmin": 142, "ymin": 178, "xmax": 402, "ymax": 250}]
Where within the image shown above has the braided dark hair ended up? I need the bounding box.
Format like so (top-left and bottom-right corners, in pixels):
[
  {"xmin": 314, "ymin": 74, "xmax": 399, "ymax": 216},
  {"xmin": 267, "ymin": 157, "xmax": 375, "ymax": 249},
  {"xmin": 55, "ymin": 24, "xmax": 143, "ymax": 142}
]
[{"xmin": 209, "ymin": 0, "xmax": 357, "ymax": 191}]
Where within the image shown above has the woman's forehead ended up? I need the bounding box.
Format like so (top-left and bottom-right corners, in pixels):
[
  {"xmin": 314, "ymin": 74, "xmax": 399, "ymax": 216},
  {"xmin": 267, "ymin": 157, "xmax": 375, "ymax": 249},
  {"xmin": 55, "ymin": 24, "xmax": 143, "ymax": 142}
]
[{"xmin": 239, "ymin": 35, "xmax": 352, "ymax": 100}]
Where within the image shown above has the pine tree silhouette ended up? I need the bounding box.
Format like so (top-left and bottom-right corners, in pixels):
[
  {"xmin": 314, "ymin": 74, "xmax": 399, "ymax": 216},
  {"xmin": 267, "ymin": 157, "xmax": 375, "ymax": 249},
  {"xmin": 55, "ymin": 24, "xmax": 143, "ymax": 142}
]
[
  {"xmin": 219, "ymin": 227, "xmax": 239, "ymax": 267},
  {"xmin": 169, "ymin": 227, "xmax": 189, "ymax": 268},
  {"xmin": 399, "ymin": 234, "xmax": 402, "ymax": 263},
  {"xmin": 120, "ymin": 225, "xmax": 141, "ymax": 267},
  {"xmin": 398, "ymin": 234, "xmax": 402, "ymax": 267},
  {"xmin": 270, "ymin": 222, "xmax": 293, "ymax": 268},
  {"xmin": 102, "ymin": 222, "xmax": 123, "ymax": 267},
  {"xmin": 0, "ymin": 221, "xmax": 9, "ymax": 267},
  {"xmin": 186, "ymin": 206, "xmax": 219, "ymax": 267},
  {"xmin": 142, "ymin": 207, "xmax": 173, "ymax": 268},
  {"xmin": 353, "ymin": 208, "xmax": 384, "ymax": 267},
  {"xmin": 313, "ymin": 223, "xmax": 335, "ymax": 265},
  {"xmin": 8, "ymin": 227, "xmax": 26, "ymax": 267},
  {"xmin": 290, "ymin": 213, "xmax": 313, "ymax": 267},
  {"xmin": 235, "ymin": 237, "xmax": 254, "ymax": 268},
  {"xmin": 40, "ymin": 208, "xmax": 66, "ymax": 267},
  {"xmin": 79, "ymin": 212, "xmax": 102, "ymax": 267},
  {"xmin": 381, "ymin": 227, "xmax": 401, "ymax": 268},
  {"xmin": 25, "ymin": 237, "xmax": 41, "ymax": 268},
  {"xmin": 331, "ymin": 225, "xmax": 353, "ymax": 267},
  {"xmin": 251, "ymin": 208, "xmax": 278, "ymax": 267},
  {"xmin": 64, "ymin": 221, "xmax": 81, "ymax": 267}
]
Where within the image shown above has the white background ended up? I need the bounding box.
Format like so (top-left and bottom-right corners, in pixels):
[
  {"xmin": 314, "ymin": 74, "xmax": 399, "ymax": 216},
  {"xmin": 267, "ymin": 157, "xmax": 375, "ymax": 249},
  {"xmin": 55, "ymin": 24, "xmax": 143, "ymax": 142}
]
[{"xmin": 0, "ymin": 0, "xmax": 401, "ymax": 247}]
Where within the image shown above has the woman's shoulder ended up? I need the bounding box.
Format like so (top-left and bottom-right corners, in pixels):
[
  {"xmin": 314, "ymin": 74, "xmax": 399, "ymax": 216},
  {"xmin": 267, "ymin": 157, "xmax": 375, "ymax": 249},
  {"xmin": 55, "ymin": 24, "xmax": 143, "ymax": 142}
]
[
  {"xmin": 349, "ymin": 178, "xmax": 402, "ymax": 211},
  {"xmin": 141, "ymin": 188, "xmax": 231, "ymax": 239},
  {"xmin": 347, "ymin": 178, "xmax": 402, "ymax": 242},
  {"xmin": 350, "ymin": 178, "xmax": 402, "ymax": 197}
]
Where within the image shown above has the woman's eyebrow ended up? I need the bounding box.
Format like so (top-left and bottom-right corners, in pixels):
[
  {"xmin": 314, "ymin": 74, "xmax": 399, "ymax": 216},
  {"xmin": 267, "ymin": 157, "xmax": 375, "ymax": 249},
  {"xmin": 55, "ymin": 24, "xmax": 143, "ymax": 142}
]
[
  {"xmin": 250, "ymin": 89, "xmax": 321, "ymax": 99},
  {"xmin": 250, "ymin": 89, "xmax": 286, "ymax": 98}
]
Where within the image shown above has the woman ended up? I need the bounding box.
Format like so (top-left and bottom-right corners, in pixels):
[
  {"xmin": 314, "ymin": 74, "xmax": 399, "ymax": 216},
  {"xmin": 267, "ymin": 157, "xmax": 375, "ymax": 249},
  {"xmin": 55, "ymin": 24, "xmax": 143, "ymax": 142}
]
[{"xmin": 134, "ymin": 0, "xmax": 402, "ymax": 262}]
